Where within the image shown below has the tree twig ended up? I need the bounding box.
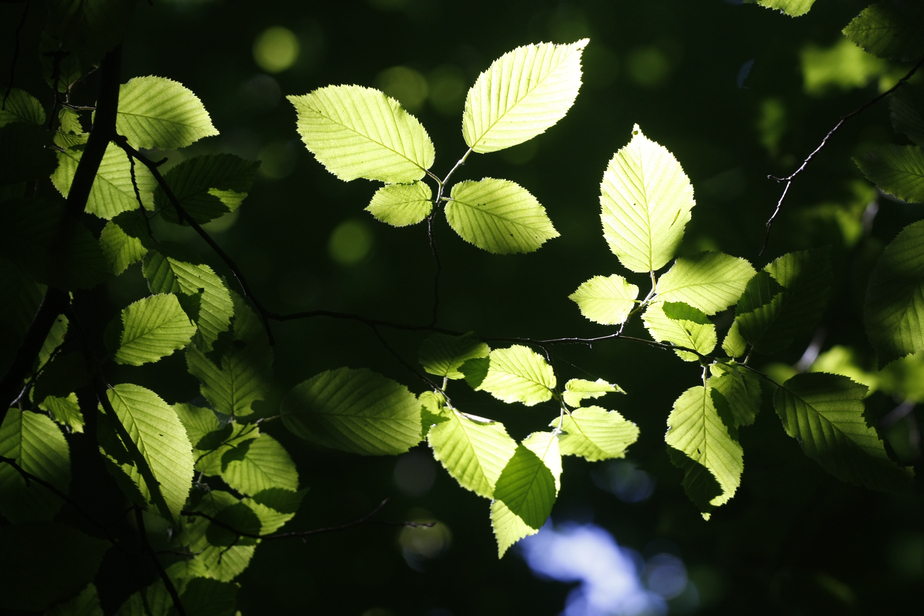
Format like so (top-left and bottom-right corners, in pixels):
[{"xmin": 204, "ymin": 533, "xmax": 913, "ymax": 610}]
[{"xmin": 134, "ymin": 506, "xmax": 187, "ymax": 616}]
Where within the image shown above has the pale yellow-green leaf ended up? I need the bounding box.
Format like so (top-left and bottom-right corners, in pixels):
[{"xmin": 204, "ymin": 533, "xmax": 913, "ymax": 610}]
[
  {"xmin": 365, "ymin": 182, "xmax": 432, "ymax": 227},
  {"xmin": 569, "ymin": 274, "xmax": 640, "ymax": 325},
  {"xmin": 117, "ymin": 76, "xmax": 219, "ymax": 150}
]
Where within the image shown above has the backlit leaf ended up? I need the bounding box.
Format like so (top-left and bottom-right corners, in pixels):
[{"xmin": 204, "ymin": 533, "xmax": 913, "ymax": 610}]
[
  {"xmin": 569, "ymin": 274, "xmax": 640, "ymax": 325},
  {"xmin": 600, "ymin": 124, "xmax": 695, "ymax": 273},
  {"xmin": 446, "ymin": 178, "xmax": 559, "ymax": 254},
  {"xmin": 419, "ymin": 332, "xmax": 490, "ymax": 380},
  {"xmin": 555, "ymin": 406, "xmax": 639, "ymax": 461},
  {"xmin": 655, "ymin": 252, "xmax": 756, "ymax": 315},
  {"xmin": 643, "ymin": 301, "xmax": 716, "ymax": 361},
  {"xmin": 755, "ymin": 0, "xmax": 817, "ymax": 17},
  {"xmin": 463, "ymin": 39, "xmax": 587, "ymax": 153},
  {"xmin": 181, "ymin": 490, "xmax": 255, "ymax": 582},
  {"xmin": 100, "ymin": 216, "xmax": 149, "ymax": 276},
  {"xmin": 113, "ymin": 294, "xmax": 196, "ymax": 366},
  {"xmin": 865, "ymin": 220, "xmax": 924, "ymax": 364},
  {"xmin": 157, "ymin": 154, "xmax": 260, "ymax": 225},
  {"xmin": 470, "ymin": 345, "xmax": 556, "ymax": 406},
  {"xmin": 855, "ymin": 145, "xmax": 924, "ymax": 203},
  {"xmin": 428, "ymin": 409, "xmax": 517, "ymax": 498},
  {"xmin": 366, "ymin": 181, "xmax": 433, "ymax": 227},
  {"xmin": 282, "ymin": 367, "xmax": 422, "ymax": 455},
  {"xmin": 0, "ymin": 88, "xmax": 45, "ymax": 127},
  {"xmin": 774, "ymin": 373, "xmax": 913, "ymax": 491},
  {"xmin": 221, "ymin": 433, "xmax": 299, "ymax": 496},
  {"xmin": 289, "ymin": 85, "xmax": 434, "ymax": 183},
  {"xmin": 562, "ymin": 378, "xmax": 625, "ymax": 408},
  {"xmin": 843, "ymin": 1, "xmax": 924, "ymax": 60},
  {"xmin": 117, "ymin": 76, "xmax": 219, "ymax": 150}
]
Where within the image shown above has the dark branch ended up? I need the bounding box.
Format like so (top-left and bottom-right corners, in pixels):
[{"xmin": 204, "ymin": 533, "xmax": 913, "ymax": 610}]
[
  {"xmin": 134, "ymin": 507, "xmax": 187, "ymax": 616},
  {"xmin": 761, "ymin": 54, "xmax": 924, "ymax": 255}
]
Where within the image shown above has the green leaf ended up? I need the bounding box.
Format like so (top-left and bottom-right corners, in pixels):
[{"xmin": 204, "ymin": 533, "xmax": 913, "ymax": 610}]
[
  {"xmin": 562, "ymin": 378, "xmax": 625, "ymax": 408},
  {"xmin": 843, "ymin": 1, "xmax": 924, "ymax": 60},
  {"xmin": 0, "ymin": 409, "xmax": 71, "ymax": 523},
  {"xmin": 0, "ymin": 88, "xmax": 46, "ymax": 127},
  {"xmin": 282, "ymin": 367, "xmax": 423, "ymax": 455},
  {"xmin": 181, "ymin": 490, "xmax": 256, "ymax": 581},
  {"xmin": 569, "ymin": 275, "xmax": 640, "ymax": 325},
  {"xmin": 891, "ymin": 85, "xmax": 924, "ymax": 147},
  {"xmin": 773, "ymin": 372, "xmax": 913, "ymax": 491},
  {"xmin": 491, "ymin": 432, "xmax": 561, "ymax": 557},
  {"xmin": 643, "ymin": 301, "xmax": 717, "ymax": 361},
  {"xmin": 427, "ymin": 409, "xmax": 517, "ymax": 498},
  {"xmin": 735, "ymin": 248, "xmax": 832, "ymax": 354},
  {"xmin": 112, "ymin": 294, "xmax": 196, "ymax": 366},
  {"xmin": 117, "ymin": 76, "xmax": 219, "ymax": 149},
  {"xmin": 365, "ymin": 181, "xmax": 433, "ymax": 227},
  {"xmin": 40, "ymin": 393, "xmax": 86, "ymax": 433},
  {"xmin": 655, "ymin": 252, "xmax": 756, "ymax": 315},
  {"xmin": 179, "ymin": 577, "xmax": 238, "ymax": 616},
  {"xmin": 0, "ymin": 522, "xmax": 108, "ymax": 612},
  {"xmin": 666, "ymin": 386, "xmax": 743, "ymax": 515},
  {"xmin": 100, "ymin": 216, "xmax": 149, "ymax": 275},
  {"xmin": 194, "ymin": 423, "xmax": 258, "ymax": 477},
  {"xmin": 721, "ymin": 320, "xmax": 747, "ymax": 358},
  {"xmin": 555, "ymin": 406, "xmax": 639, "ymax": 461},
  {"xmin": 463, "ymin": 39, "xmax": 587, "ymax": 153},
  {"xmin": 246, "ymin": 487, "xmax": 307, "ymax": 535},
  {"xmin": 157, "ymin": 154, "xmax": 260, "ymax": 225},
  {"xmin": 46, "ymin": 583, "xmax": 103, "ymax": 616},
  {"xmin": 288, "ymin": 85, "xmax": 434, "ymax": 183},
  {"xmin": 221, "ymin": 432, "xmax": 299, "ymax": 496},
  {"xmin": 855, "ymin": 145, "xmax": 924, "ymax": 203},
  {"xmin": 445, "ymin": 178, "xmax": 559, "ymax": 254},
  {"xmin": 709, "ymin": 362, "xmax": 763, "ymax": 427},
  {"xmin": 470, "ymin": 345, "xmax": 556, "ymax": 406},
  {"xmin": 755, "ymin": 0, "xmax": 817, "ymax": 17},
  {"xmin": 865, "ymin": 220, "xmax": 924, "ymax": 364},
  {"xmin": 419, "ymin": 331, "xmax": 490, "ymax": 380},
  {"xmin": 52, "ymin": 139, "xmax": 157, "ymax": 219},
  {"xmin": 104, "ymin": 383, "xmax": 195, "ymax": 523},
  {"xmin": 143, "ymin": 251, "xmax": 234, "ymax": 352},
  {"xmin": 600, "ymin": 124, "xmax": 695, "ymax": 273},
  {"xmin": 173, "ymin": 403, "xmax": 221, "ymax": 449}
]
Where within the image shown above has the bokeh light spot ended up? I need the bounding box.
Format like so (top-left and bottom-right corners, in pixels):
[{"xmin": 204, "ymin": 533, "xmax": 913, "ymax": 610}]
[
  {"xmin": 258, "ymin": 140, "xmax": 298, "ymax": 179},
  {"xmin": 428, "ymin": 65, "xmax": 466, "ymax": 116},
  {"xmin": 626, "ymin": 46, "xmax": 671, "ymax": 88},
  {"xmin": 329, "ymin": 219, "xmax": 373, "ymax": 265},
  {"xmin": 376, "ymin": 66, "xmax": 429, "ymax": 113},
  {"xmin": 253, "ymin": 26, "xmax": 300, "ymax": 73}
]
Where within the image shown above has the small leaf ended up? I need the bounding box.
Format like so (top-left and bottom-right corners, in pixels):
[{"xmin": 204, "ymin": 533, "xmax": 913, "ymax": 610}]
[
  {"xmin": 288, "ymin": 85, "xmax": 434, "ymax": 183},
  {"xmin": 774, "ymin": 372, "xmax": 913, "ymax": 491},
  {"xmin": 735, "ymin": 248, "xmax": 832, "ymax": 354},
  {"xmin": 843, "ymin": 1, "xmax": 924, "ymax": 60},
  {"xmin": 113, "ymin": 294, "xmax": 197, "ymax": 366},
  {"xmin": 655, "ymin": 252, "xmax": 756, "ymax": 315},
  {"xmin": 469, "ymin": 345, "xmax": 556, "ymax": 406},
  {"xmin": 755, "ymin": 0, "xmax": 817, "ymax": 17},
  {"xmin": 446, "ymin": 178, "xmax": 559, "ymax": 254},
  {"xmin": 0, "ymin": 88, "xmax": 46, "ymax": 127},
  {"xmin": 428, "ymin": 409, "xmax": 517, "ymax": 498},
  {"xmin": 419, "ymin": 331, "xmax": 490, "ymax": 380},
  {"xmin": 463, "ymin": 39, "xmax": 587, "ymax": 153},
  {"xmin": 247, "ymin": 487, "xmax": 307, "ymax": 535},
  {"xmin": 709, "ymin": 362, "xmax": 763, "ymax": 428},
  {"xmin": 180, "ymin": 490, "xmax": 255, "ymax": 582},
  {"xmin": 569, "ymin": 275, "xmax": 640, "ymax": 325},
  {"xmin": 855, "ymin": 145, "xmax": 924, "ymax": 203},
  {"xmin": 721, "ymin": 320, "xmax": 747, "ymax": 358},
  {"xmin": 562, "ymin": 378, "xmax": 625, "ymax": 408},
  {"xmin": 117, "ymin": 76, "xmax": 219, "ymax": 149},
  {"xmin": 0, "ymin": 410, "xmax": 71, "ymax": 523},
  {"xmin": 282, "ymin": 367, "xmax": 423, "ymax": 455},
  {"xmin": 366, "ymin": 182, "xmax": 433, "ymax": 227},
  {"xmin": 601, "ymin": 124, "xmax": 695, "ymax": 273},
  {"xmin": 666, "ymin": 386, "xmax": 743, "ymax": 515},
  {"xmin": 643, "ymin": 301, "xmax": 716, "ymax": 361},
  {"xmin": 40, "ymin": 393, "xmax": 85, "ymax": 434},
  {"xmin": 156, "ymin": 154, "xmax": 260, "ymax": 225},
  {"xmin": 555, "ymin": 406, "xmax": 639, "ymax": 461},
  {"xmin": 865, "ymin": 220, "xmax": 924, "ymax": 364},
  {"xmin": 221, "ymin": 433, "xmax": 299, "ymax": 496},
  {"xmin": 100, "ymin": 216, "xmax": 149, "ymax": 275}
]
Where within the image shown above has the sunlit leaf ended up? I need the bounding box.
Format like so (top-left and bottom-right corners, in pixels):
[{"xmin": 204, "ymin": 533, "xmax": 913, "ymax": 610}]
[
  {"xmin": 865, "ymin": 220, "xmax": 924, "ymax": 364},
  {"xmin": 46, "ymin": 583, "xmax": 103, "ymax": 616},
  {"xmin": 0, "ymin": 88, "xmax": 45, "ymax": 127},
  {"xmin": 666, "ymin": 386, "xmax": 743, "ymax": 515},
  {"xmin": 709, "ymin": 362, "xmax": 763, "ymax": 427},
  {"xmin": 366, "ymin": 181, "xmax": 433, "ymax": 227},
  {"xmin": 246, "ymin": 487, "xmax": 307, "ymax": 535},
  {"xmin": 446, "ymin": 178, "xmax": 559, "ymax": 254},
  {"xmin": 755, "ymin": 0, "xmax": 817, "ymax": 17},
  {"xmin": 774, "ymin": 373, "xmax": 914, "ymax": 491},
  {"xmin": 282, "ymin": 367, "xmax": 422, "ymax": 455},
  {"xmin": 569, "ymin": 274, "xmax": 639, "ymax": 325},
  {"xmin": 469, "ymin": 345, "xmax": 556, "ymax": 406},
  {"xmin": 288, "ymin": 85, "xmax": 434, "ymax": 183},
  {"xmin": 100, "ymin": 216, "xmax": 149, "ymax": 276},
  {"xmin": 555, "ymin": 406, "xmax": 639, "ymax": 461},
  {"xmin": 855, "ymin": 145, "xmax": 924, "ymax": 203},
  {"xmin": 562, "ymin": 378, "xmax": 625, "ymax": 408},
  {"xmin": 722, "ymin": 320, "xmax": 747, "ymax": 358},
  {"xmin": 221, "ymin": 433, "xmax": 299, "ymax": 496},
  {"xmin": 600, "ymin": 124, "xmax": 695, "ymax": 273},
  {"xmin": 656, "ymin": 252, "xmax": 756, "ymax": 315},
  {"xmin": 181, "ymin": 490, "xmax": 256, "ymax": 582},
  {"xmin": 117, "ymin": 76, "xmax": 219, "ymax": 150},
  {"xmin": 40, "ymin": 393, "xmax": 85, "ymax": 434},
  {"xmin": 643, "ymin": 301, "xmax": 717, "ymax": 361},
  {"xmin": 419, "ymin": 331, "xmax": 490, "ymax": 380},
  {"xmin": 428, "ymin": 409, "xmax": 517, "ymax": 498},
  {"xmin": 157, "ymin": 154, "xmax": 260, "ymax": 225},
  {"xmin": 0, "ymin": 410, "xmax": 71, "ymax": 523},
  {"xmin": 463, "ymin": 39, "xmax": 587, "ymax": 153},
  {"xmin": 843, "ymin": 1, "xmax": 924, "ymax": 60},
  {"xmin": 112, "ymin": 294, "xmax": 196, "ymax": 366}
]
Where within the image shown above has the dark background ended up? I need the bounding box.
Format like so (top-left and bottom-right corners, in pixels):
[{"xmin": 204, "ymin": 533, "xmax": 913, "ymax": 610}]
[{"xmin": 5, "ymin": 0, "xmax": 924, "ymax": 614}]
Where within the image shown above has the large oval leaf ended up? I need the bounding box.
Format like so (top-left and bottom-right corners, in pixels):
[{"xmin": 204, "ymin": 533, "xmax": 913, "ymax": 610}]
[
  {"xmin": 288, "ymin": 85, "xmax": 434, "ymax": 183},
  {"xmin": 117, "ymin": 76, "xmax": 219, "ymax": 150},
  {"xmin": 113, "ymin": 294, "xmax": 196, "ymax": 366},
  {"xmin": 463, "ymin": 40, "xmax": 587, "ymax": 153}
]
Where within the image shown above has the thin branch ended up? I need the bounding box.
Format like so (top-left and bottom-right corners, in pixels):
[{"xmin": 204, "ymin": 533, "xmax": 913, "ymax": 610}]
[
  {"xmin": 181, "ymin": 498, "xmax": 435, "ymax": 542},
  {"xmin": 761, "ymin": 55, "xmax": 924, "ymax": 255},
  {"xmin": 134, "ymin": 507, "xmax": 187, "ymax": 616}
]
